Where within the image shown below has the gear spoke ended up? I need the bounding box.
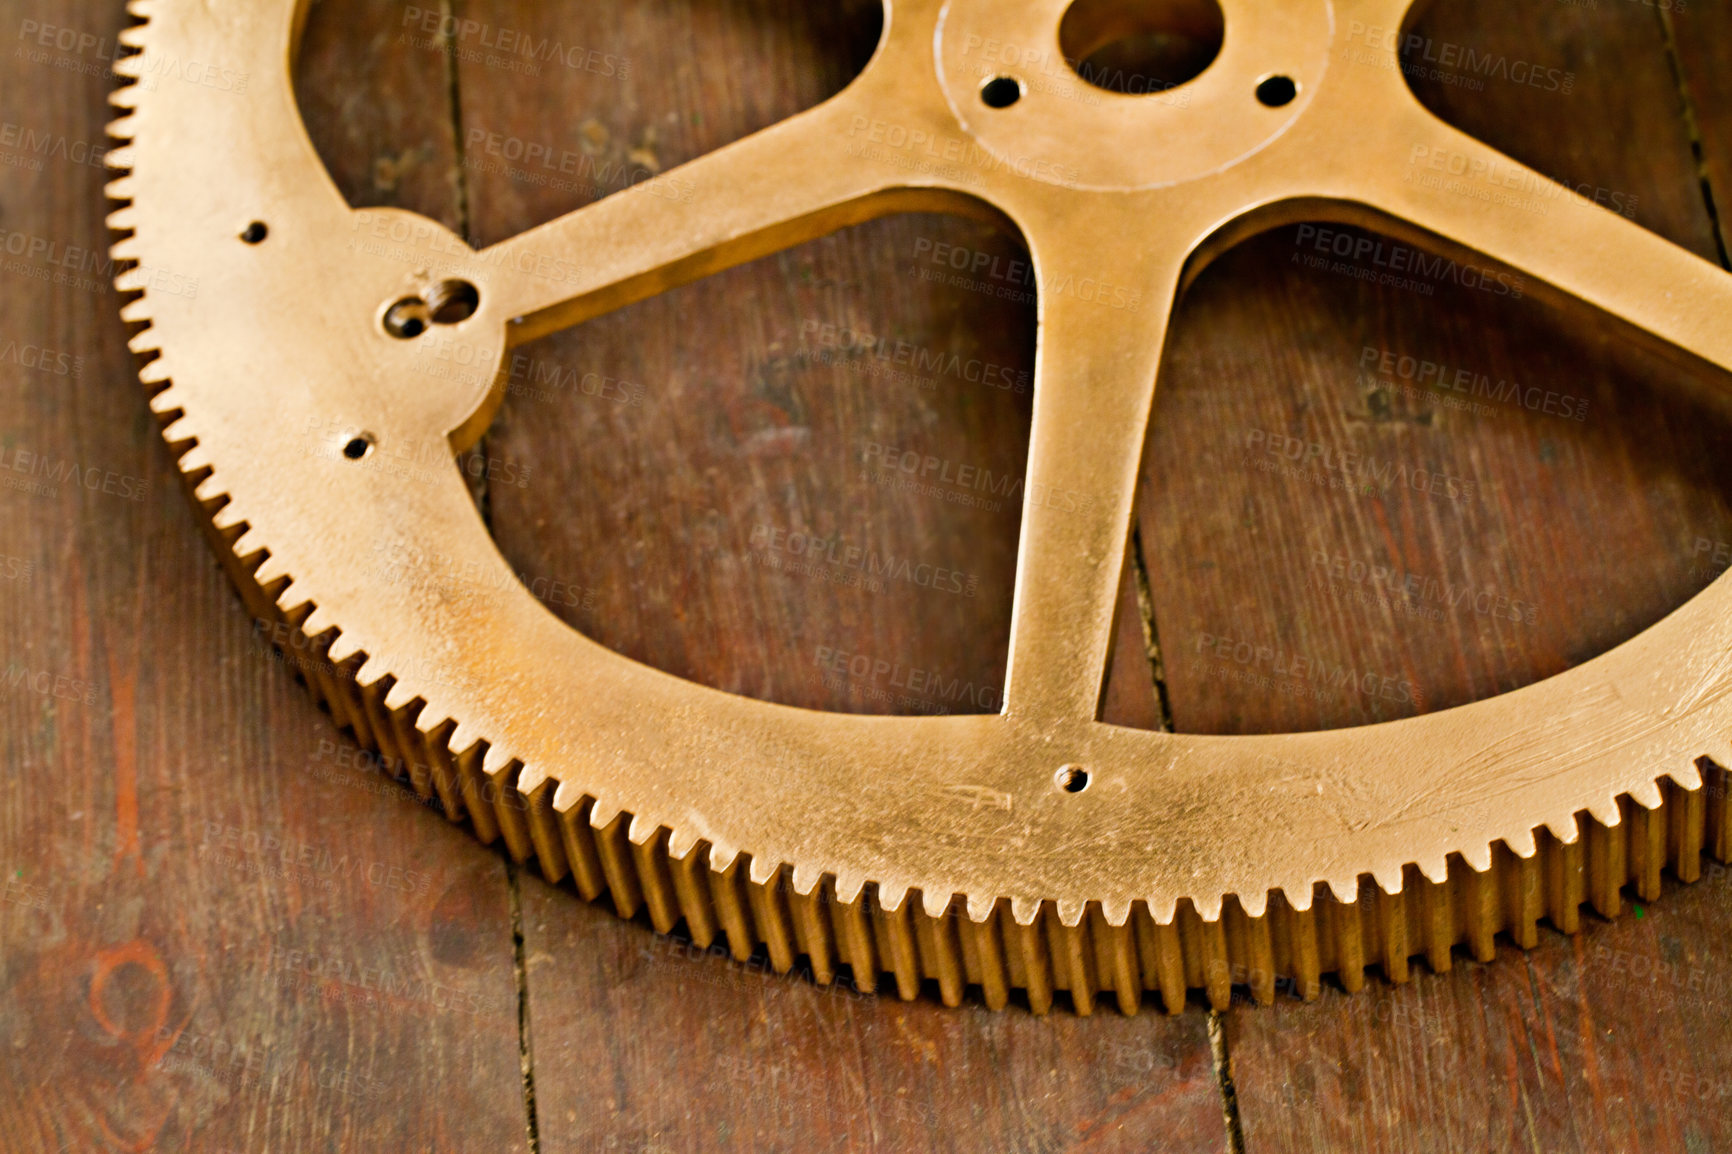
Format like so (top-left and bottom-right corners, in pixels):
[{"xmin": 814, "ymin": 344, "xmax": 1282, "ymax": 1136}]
[
  {"xmin": 1338, "ymin": 99, "xmax": 1732, "ymax": 377},
  {"xmin": 1001, "ymin": 229, "xmax": 1182, "ymax": 724},
  {"xmin": 481, "ymin": 4, "xmax": 974, "ymax": 345}
]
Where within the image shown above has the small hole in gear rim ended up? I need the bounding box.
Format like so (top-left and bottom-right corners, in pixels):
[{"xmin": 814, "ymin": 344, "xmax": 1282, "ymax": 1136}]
[
  {"xmin": 1057, "ymin": 765, "xmax": 1091, "ymax": 793},
  {"xmin": 342, "ymin": 434, "xmax": 375, "ymax": 461},
  {"xmin": 240, "ymin": 221, "xmax": 268, "ymax": 244}
]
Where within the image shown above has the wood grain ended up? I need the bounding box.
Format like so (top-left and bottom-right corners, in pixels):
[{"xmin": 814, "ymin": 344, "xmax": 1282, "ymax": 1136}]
[
  {"xmin": 6, "ymin": 0, "xmax": 1732, "ymax": 1151},
  {"xmin": 0, "ymin": 1, "xmax": 526, "ymax": 1150}
]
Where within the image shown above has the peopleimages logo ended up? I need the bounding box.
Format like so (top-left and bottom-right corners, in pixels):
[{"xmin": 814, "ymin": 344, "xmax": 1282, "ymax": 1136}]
[
  {"xmin": 1360, "ymin": 346, "xmax": 1590, "ymax": 423},
  {"xmin": 1292, "ymin": 224, "xmax": 1525, "ymax": 299},
  {"xmin": 1242, "ymin": 428, "xmax": 1477, "ymax": 504}
]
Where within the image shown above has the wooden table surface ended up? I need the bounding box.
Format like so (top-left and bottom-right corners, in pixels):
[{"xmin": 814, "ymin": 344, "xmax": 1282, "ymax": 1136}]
[{"xmin": 4, "ymin": 0, "xmax": 1732, "ymax": 1150}]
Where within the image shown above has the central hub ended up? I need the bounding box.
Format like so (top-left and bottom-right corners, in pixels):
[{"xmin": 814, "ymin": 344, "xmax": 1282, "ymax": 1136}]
[{"xmin": 935, "ymin": 0, "xmax": 1334, "ymax": 191}]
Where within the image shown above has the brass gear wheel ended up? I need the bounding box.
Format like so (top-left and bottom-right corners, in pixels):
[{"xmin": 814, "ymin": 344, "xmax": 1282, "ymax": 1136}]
[{"xmin": 107, "ymin": 0, "xmax": 1732, "ymax": 1014}]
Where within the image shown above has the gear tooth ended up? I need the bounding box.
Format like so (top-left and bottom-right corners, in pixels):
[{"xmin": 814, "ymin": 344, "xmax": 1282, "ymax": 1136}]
[
  {"xmin": 181, "ymin": 447, "xmax": 215, "ymax": 477},
  {"xmin": 1009, "ymin": 895, "xmax": 1041, "ymax": 925},
  {"xmin": 1224, "ymin": 897, "xmax": 1274, "ymax": 1005},
  {"xmin": 921, "ymin": 888, "xmax": 951, "ymax": 921},
  {"xmin": 481, "ymin": 743, "xmax": 515, "ymax": 778},
  {"xmin": 159, "ymin": 415, "xmax": 196, "ymax": 443},
  {"xmin": 1540, "ymin": 824, "xmax": 1586, "ymax": 934},
  {"xmin": 122, "ymin": 299, "xmax": 158, "ymax": 326},
  {"xmin": 1049, "ymin": 913, "xmax": 1096, "ymax": 1013},
  {"xmin": 1276, "ymin": 891, "xmax": 1322, "ymax": 1002},
  {"xmin": 518, "ymin": 776, "xmax": 571, "ymax": 886},
  {"xmin": 105, "ymin": 143, "xmax": 138, "ymax": 169},
  {"xmin": 106, "ymin": 115, "xmax": 139, "ymax": 141},
  {"xmin": 1279, "ymin": 883, "xmax": 1313, "ymax": 913},
  {"xmin": 126, "ymin": 0, "xmax": 154, "ymax": 16},
  {"xmin": 1325, "ymin": 886, "xmax": 1367, "ymax": 994},
  {"xmin": 965, "ymin": 892, "xmax": 996, "ymax": 923},
  {"xmin": 1190, "ymin": 893, "xmax": 1222, "ymax": 923},
  {"xmin": 1506, "ymin": 828, "xmax": 1538, "ymax": 859},
  {"xmin": 126, "ymin": 322, "xmax": 161, "ymax": 351},
  {"xmin": 273, "ymin": 579, "xmax": 312, "ymax": 619},
  {"xmin": 254, "ymin": 553, "xmax": 293, "ymax": 587},
  {"xmin": 383, "ymin": 679, "xmax": 418, "ymax": 713},
  {"xmin": 833, "ymin": 871, "xmax": 867, "ymax": 906},
  {"xmin": 707, "ymin": 843, "xmax": 740, "ymax": 875},
  {"xmin": 104, "ymin": 177, "xmax": 137, "ymax": 202},
  {"xmin": 1236, "ymin": 890, "xmax": 1268, "ymax": 920},
  {"xmin": 483, "ymin": 757, "xmax": 534, "ymax": 863},
  {"xmin": 301, "ymin": 606, "xmax": 338, "ymax": 640},
  {"xmin": 108, "ymin": 85, "xmax": 143, "ymax": 111},
  {"xmin": 1627, "ymin": 792, "xmax": 1667, "ymax": 901},
  {"xmin": 1588, "ymin": 797, "xmax": 1622, "ymax": 829},
  {"xmin": 788, "ymin": 877, "xmax": 837, "ymax": 985},
  {"xmin": 1461, "ymin": 840, "xmax": 1494, "ymax": 873},
  {"xmin": 919, "ymin": 896, "xmax": 965, "ymax": 1006},
  {"xmin": 326, "ymin": 632, "xmax": 362, "ymax": 665},
  {"xmin": 1630, "ymin": 779, "xmax": 1664, "ymax": 811},
  {"xmin": 1667, "ymin": 776, "xmax": 1707, "ymax": 884},
  {"xmin": 1670, "ymin": 759, "xmax": 1707, "ymax": 792},
  {"xmin": 670, "ymin": 839, "xmax": 719, "ymax": 946},
  {"xmin": 1544, "ymin": 814, "xmax": 1582, "ymax": 845},
  {"xmin": 230, "ymin": 529, "xmax": 268, "ymax": 560},
  {"xmin": 790, "ymin": 862, "xmax": 823, "ymax": 897},
  {"xmin": 209, "ymin": 502, "xmax": 247, "ymax": 533},
  {"xmin": 746, "ymin": 863, "xmax": 796, "ymax": 973},
  {"xmin": 1055, "ymin": 898, "xmax": 1086, "ymax": 927},
  {"xmin": 964, "ymin": 902, "xmax": 1009, "ymax": 1010},
  {"xmin": 876, "ymin": 881, "xmax": 911, "ymax": 915},
  {"xmin": 146, "ymin": 384, "xmax": 183, "ymax": 413},
  {"xmin": 874, "ymin": 889, "xmax": 921, "ymax": 1000},
  {"xmin": 113, "ymin": 54, "xmax": 145, "ymax": 79},
  {"xmin": 1145, "ymin": 893, "xmax": 1178, "ymax": 923},
  {"xmin": 707, "ymin": 853, "xmax": 756, "ymax": 962},
  {"xmin": 1100, "ymin": 896, "xmax": 1133, "ymax": 925},
  {"xmin": 517, "ymin": 762, "xmax": 551, "ymax": 798},
  {"xmin": 110, "ymin": 235, "xmax": 142, "ymax": 261},
  {"xmin": 666, "ymin": 825, "xmax": 700, "ymax": 860},
  {"xmin": 833, "ymin": 884, "xmax": 877, "ymax": 993},
  {"xmin": 117, "ymin": 24, "xmax": 150, "ymax": 48},
  {"xmin": 448, "ymin": 720, "xmax": 484, "ymax": 757},
  {"xmin": 747, "ymin": 855, "xmax": 779, "ymax": 887},
  {"xmin": 1091, "ymin": 905, "xmax": 1143, "ymax": 1012},
  {"xmin": 1010, "ymin": 905, "xmax": 1053, "ymax": 1013},
  {"xmin": 589, "ymin": 797, "xmax": 622, "ymax": 831}
]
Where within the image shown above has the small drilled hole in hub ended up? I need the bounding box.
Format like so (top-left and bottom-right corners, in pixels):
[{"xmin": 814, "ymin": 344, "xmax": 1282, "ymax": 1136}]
[
  {"xmin": 342, "ymin": 433, "xmax": 375, "ymax": 461},
  {"xmin": 427, "ymin": 278, "xmax": 481, "ymax": 324},
  {"xmin": 240, "ymin": 221, "xmax": 268, "ymax": 244},
  {"xmin": 384, "ymin": 297, "xmax": 430, "ymax": 339},
  {"xmin": 1056, "ymin": 765, "xmax": 1090, "ymax": 793},
  {"xmin": 1256, "ymin": 74, "xmax": 1298, "ymax": 107},
  {"xmin": 980, "ymin": 75, "xmax": 1024, "ymax": 108}
]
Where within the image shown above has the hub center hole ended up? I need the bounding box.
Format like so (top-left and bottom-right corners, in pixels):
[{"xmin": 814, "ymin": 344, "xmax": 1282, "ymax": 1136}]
[{"xmin": 1059, "ymin": 0, "xmax": 1226, "ymax": 96}]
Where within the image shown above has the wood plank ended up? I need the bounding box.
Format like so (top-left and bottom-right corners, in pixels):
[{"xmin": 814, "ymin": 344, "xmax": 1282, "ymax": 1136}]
[
  {"xmin": 519, "ymin": 880, "xmax": 1229, "ymax": 1152},
  {"xmin": 1669, "ymin": 0, "xmax": 1732, "ymax": 262},
  {"xmin": 451, "ymin": 0, "xmax": 1220, "ymax": 1147},
  {"xmin": 1144, "ymin": 0, "xmax": 1732, "ymax": 1148},
  {"xmin": 0, "ymin": 1, "xmax": 527, "ymax": 1149}
]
